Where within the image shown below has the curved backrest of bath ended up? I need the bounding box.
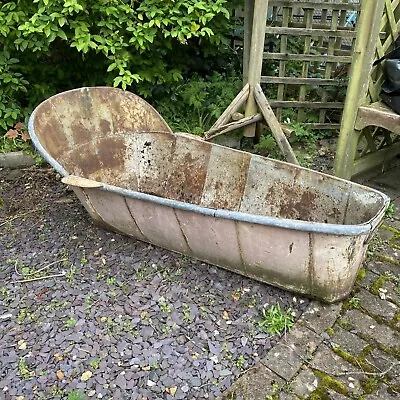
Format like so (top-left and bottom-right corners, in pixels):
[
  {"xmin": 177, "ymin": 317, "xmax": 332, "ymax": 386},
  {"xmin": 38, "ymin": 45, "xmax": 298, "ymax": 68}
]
[{"xmin": 29, "ymin": 87, "xmax": 173, "ymax": 187}]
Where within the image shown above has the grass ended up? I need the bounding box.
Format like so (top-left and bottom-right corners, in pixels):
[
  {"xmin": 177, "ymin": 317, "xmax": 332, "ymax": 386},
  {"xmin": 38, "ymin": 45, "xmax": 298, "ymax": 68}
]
[
  {"xmin": 89, "ymin": 359, "xmax": 100, "ymax": 369},
  {"xmin": 18, "ymin": 357, "xmax": 35, "ymax": 379},
  {"xmin": 64, "ymin": 317, "xmax": 77, "ymax": 329},
  {"xmin": 258, "ymin": 304, "xmax": 294, "ymax": 335},
  {"xmin": 67, "ymin": 390, "xmax": 87, "ymax": 400},
  {"xmin": 348, "ymin": 297, "xmax": 361, "ymax": 308}
]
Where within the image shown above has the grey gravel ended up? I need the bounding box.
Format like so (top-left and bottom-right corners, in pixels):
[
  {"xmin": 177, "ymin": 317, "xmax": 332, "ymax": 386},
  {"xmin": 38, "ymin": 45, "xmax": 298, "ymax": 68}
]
[{"xmin": 0, "ymin": 166, "xmax": 310, "ymax": 399}]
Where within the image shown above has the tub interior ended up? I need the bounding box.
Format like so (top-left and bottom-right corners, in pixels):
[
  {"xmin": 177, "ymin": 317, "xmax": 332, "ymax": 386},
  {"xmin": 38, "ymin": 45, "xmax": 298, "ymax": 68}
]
[{"xmin": 32, "ymin": 87, "xmax": 386, "ymax": 226}]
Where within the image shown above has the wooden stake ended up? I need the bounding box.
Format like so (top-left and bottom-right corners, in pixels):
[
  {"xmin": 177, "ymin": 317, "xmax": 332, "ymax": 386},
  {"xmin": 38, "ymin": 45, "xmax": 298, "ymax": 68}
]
[
  {"xmin": 205, "ymin": 113, "xmax": 263, "ymax": 141},
  {"xmin": 243, "ymin": 0, "xmax": 270, "ymax": 138},
  {"xmin": 206, "ymin": 83, "xmax": 250, "ymax": 135},
  {"xmin": 254, "ymin": 84, "xmax": 299, "ymax": 164}
]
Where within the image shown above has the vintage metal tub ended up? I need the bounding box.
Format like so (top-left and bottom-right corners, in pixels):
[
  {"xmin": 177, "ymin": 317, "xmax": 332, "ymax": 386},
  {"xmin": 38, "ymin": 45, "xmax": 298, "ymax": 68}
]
[{"xmin": 28, "ymin": 87, "xmax": 390, "ymax": 302}]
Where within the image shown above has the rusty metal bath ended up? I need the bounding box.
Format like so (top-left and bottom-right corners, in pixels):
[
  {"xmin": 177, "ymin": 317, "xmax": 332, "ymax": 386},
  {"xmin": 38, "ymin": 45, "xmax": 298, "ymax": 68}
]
[{"xmin": 28, "ymin": 87, "xmax": 390, "ymax": 302}]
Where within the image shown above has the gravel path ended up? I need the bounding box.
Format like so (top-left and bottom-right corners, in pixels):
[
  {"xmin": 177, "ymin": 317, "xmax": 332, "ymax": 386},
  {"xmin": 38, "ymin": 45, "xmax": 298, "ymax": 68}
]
[{"xmin": 0, "ymin": 166, "xmax": 309, "ymax": 400}]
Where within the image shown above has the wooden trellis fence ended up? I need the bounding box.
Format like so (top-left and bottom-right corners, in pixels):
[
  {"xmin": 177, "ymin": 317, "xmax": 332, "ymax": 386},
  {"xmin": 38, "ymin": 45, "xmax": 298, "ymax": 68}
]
[{"xmin": 206, "ymin": 0, "xmax": 400, "ymax": 179}]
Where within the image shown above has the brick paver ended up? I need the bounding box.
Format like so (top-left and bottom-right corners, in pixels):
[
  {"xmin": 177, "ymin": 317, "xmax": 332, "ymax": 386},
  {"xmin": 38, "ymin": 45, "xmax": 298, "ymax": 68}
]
[{"xmin": 219, "ymin": 165, "xmax": 400, "ymax": 399}]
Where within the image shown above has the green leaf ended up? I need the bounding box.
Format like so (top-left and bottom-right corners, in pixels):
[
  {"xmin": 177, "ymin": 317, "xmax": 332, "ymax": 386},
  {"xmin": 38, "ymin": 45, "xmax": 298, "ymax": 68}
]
[
  {"xmin": 107, "ymin": 62, "xmax": 117, "ymax": 72},
  {"xmin": 58, "ymin": 30, "xmax": 67, "ymax": 40}
]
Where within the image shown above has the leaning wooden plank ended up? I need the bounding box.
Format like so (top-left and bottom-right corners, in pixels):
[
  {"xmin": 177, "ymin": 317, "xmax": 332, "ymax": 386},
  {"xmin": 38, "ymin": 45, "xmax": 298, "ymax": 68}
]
[
  {"xmin": 207, "ymin": 83, "xmax": 250, "ymax": 132},
  {"xmin": 254, "ymin": 84, "xmax": 299, "ymax": 165},
  {"xmin": 244, "ymin": 0, "xmax": 270, "ymax": 137},
  {"xmin": 205, "ymin": 113, "xmax": 264, "ymax": 140}
]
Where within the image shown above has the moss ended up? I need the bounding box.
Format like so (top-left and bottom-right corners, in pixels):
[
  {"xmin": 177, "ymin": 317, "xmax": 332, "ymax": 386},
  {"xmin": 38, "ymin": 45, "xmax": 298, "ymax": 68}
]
[
  {"xmin": 387, "ymin": 313, "xmax": 400, "ymax": 330},
  {"xmin": 370, "ymin": 275, "xmax": 388, "ymax": 295},
  {"xmin": 360, "ymin": 377, "xmax": 379, "ymax": 394},
  {"xmin": 308, "ymin": 386, "xmax": 330, "ymax": 400},
  {"xmin": 356, "ymin": 268, "xmax": 367, "ymax": 284},
  {"xmin": 326, "ymin": 327, "xmax": 335, "ymax": 336},
  {"xmin": 380, "ymin": 224, "xmax": 400, "ymax": 235},
  {"xmin": 376, "ymin": 254, "xmax": 400, "ymax": 267},
  {"xmin": 332, "ymin": 347, "xmax": 374, "ymax": 373},
  {"xmin": 312, "ymin": 370, "xmax": 349, "ymax": 396},
  {"xmin": 356, "ymin": 332, "xmax": 400, "ymax": 359},
  {"xmin": 337, "ymin": 318, "xmax": 354, "ymax": 331}
]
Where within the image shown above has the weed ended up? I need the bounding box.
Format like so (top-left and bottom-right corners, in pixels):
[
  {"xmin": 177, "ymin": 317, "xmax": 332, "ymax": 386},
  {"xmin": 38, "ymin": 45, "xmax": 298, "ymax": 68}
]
[
  {"xmin": 258, "ymin": 304, "xmax": 294, "ymax": 335},
  {"xmin": 17, "ymin": 308, "xmax": 37, "ymax": 324},
  {"xmin": 162, "ymin": 324, "xmax": 172, "ymax": 334},
  {"xmin": 385, "ymin": 202, "xmax": 395, "ymax": 218},
  {"xmin": 51, "ymin": 386, "xmax": 65, "ymax": 396},
  {"xmin": 182, "ymin": 303, "xmax": 191, "ymax": 322},
  {"xmin": 222, "ymin": 342, "xmax": 233, "ymax": 360},
  {"xmin": 67, "ymin": 390, "xmax": 87, "ymax": 400},
  {"xmin": 106, "ymin": 277, "xmax": 117, "ymax": 285},
  {"xmin": 254, "ymin": 134, "xmax": 277, "ymax": 155},
  {"xmin": 66, "ymin": 266, "xmax": 77, "ymax": 284},
  {"xmin": 348, "ymin": 297, "xmax": 360, "ymax": 308},
  {"xmin": 85, "ymin": 294, "xmax": 93, "ymax": 306},
  {"xmin": 156, "ymin": 72, "xmax": 242, "ymax": 135},
  {"xmin": 0, "ymin": 287, "xmax": 10, "ymax": 298},
  {"xmin": 89, "ymin": 359, "xmax": 100, "ymax": 369},
  {"xmin": 80, "ymin": 253, "xmax": 88, "ymax": 266},
  {"xmin": 366, "ymin": 233, "xmax": 384, "ymax": 258},
  {"xmin": 65, "ymin": 317, "xmax": 77, "ymax": 329},
  {"xmin": 235, "ymin": 355, "xmax": 246, "ymax": 369},
  {"xmin": 96, "ymin": 268, "xmax": 108, "ymax": 280},
  {"xmin": 244, "ymin": 294, "xmax": 258, "ymax": 309},
  {"xmin": 158, "ymin": 297, "xmax": 172, "ymax": 313},
  {"xmin": 18, "ymin": 357, "xmax": 34, "ymax": 379}
]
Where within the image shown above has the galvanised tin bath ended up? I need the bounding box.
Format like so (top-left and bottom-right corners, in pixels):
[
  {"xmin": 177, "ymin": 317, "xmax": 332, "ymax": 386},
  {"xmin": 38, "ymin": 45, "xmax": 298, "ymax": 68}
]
[{"xmin": 28, "ymin": 87, "xmax": 390, "ymax": 302}]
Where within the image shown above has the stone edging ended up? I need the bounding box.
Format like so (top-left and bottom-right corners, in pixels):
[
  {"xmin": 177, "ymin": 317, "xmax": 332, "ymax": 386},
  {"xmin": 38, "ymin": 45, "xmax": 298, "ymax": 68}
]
[{"xmin": 0, "ymin": 151, "xmax": 36, "ymax": 169}]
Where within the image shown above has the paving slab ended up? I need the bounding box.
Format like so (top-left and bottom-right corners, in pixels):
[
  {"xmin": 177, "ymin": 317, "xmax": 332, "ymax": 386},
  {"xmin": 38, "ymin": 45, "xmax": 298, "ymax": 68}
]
[
  {"xmin": 357, "ymin": 288, "xmax": 399, "ymax": 321},
  {"xmin": 298, "ymin": 302, "xmax": 342, "ymax": 334},
  {"xmin": 340, "ymin": 309, "xmax": 400, "ymax": 349},
  {"xmin": 218, "ymin": 364, "xmax": 284, "ymax": 400},
  {"xmin": 290, "ymin": 367, "xmax": 319, "ymax": 397},
  {"xmin": 330, "ymin": 326, "xmax": 369, "ymax": 356},
  {"xmin": 370, "ymin": 166, "xmax": 400, "ymax": 192},
  {"xmin": 261, "ymin": 325, "xmax": 321, "ymax": 380}
]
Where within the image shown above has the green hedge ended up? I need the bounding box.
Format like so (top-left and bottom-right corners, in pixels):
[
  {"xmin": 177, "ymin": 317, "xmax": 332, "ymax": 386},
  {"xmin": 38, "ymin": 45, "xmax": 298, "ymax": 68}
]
[{"xmin": 0, "ymin": 0, "xmax": 239, "ymax": 134}]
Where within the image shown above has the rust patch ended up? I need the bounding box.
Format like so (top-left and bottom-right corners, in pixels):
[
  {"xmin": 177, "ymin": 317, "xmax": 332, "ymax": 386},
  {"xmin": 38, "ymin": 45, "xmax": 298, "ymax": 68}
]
[
  {"xmin": 34, "ymin": 102, "xmax": 70, "ymax": 158},
  {"xmin": 37, "ymin": 120, "xmax": 70, "ymax": 159},
  {"xmin": 70, "ymin": 120, "xmax": 92, "ymax": 144},
  {"xmin": 68, "ymin": 148, "xmax": 102, "ymax": 177},
  {"xmin": 267, "ymin": 181, "xmax": 319, "ymax": 221},
  {"xmin": 98, "ymin": 137, "xmax": 126, "ymax": 171},
  {"xmin": 211, "ymin": 154, "xmax": 251, "ymax": 210},
  {"xmin": 100, "ymin": 119, "xmax": 111, "ymax": 133},
  {"xmin": 165, "ymin": 139, "xmax": 211, "ymax": 204}
]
